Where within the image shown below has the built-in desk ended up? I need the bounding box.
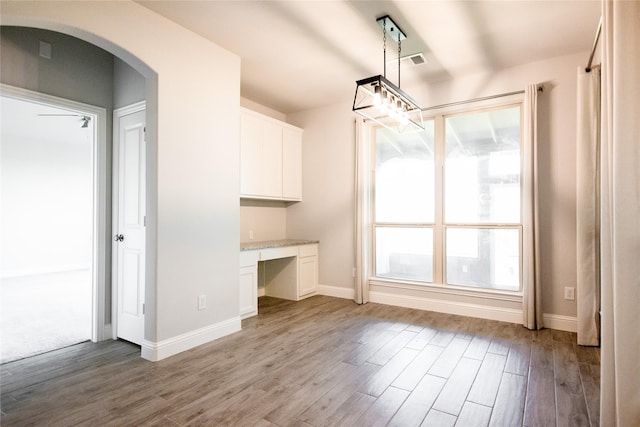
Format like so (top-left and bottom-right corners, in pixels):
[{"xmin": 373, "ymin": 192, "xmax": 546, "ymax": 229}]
[{"xmin": 240, "ymin": 239, "xmax": 319, "ymax": 319}]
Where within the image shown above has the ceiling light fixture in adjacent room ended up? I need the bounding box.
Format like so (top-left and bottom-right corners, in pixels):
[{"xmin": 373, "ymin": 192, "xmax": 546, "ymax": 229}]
[
  {"xmin": 352, "ymin": 15, "xmax": 424, "ymax": 132},
  {"xmin": 38, "ymin": 113, "xmax": 92, "ymax": 128}
]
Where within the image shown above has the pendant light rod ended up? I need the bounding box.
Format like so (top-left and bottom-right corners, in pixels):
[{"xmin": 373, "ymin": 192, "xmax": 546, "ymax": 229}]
[
  {"xmin": 382, "ymin": 17, "xmax": 387, "ymax": 78},
  {"xmin": 398, "ymin": 34, "xmax": 401, "ymax": 88},
  {"xmin": 377, "ymin": 15, "xmax": 406, "ymax": 88}
]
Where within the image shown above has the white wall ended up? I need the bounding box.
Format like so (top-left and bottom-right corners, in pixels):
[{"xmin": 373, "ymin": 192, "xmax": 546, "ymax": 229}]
[
  {"xmin": 240, "ymin": 97, "xmax": 286, "ymax": 122},
  {"xmin": 287, "ymin": 51, "xmax": 588, "ymax": 321},
  {"xmin": 240, "ymin": 200, "xmax": 287, "ymax": 243},
  {"xmin": 1, "ymin": 98, "xmax": 92, "ymax": 277},
  {"xmin": 1, "ymin": 1, "xmax": 241, "ymax": 358},
  {"xmin": 287, "ymin": 103, "xmax": 356, "ymax": 292}
]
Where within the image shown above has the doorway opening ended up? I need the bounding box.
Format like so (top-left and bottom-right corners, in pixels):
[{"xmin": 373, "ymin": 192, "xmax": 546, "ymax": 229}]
[{"xmin": 0, "ymin": 86, "xmax": 107, "ymax": 363}]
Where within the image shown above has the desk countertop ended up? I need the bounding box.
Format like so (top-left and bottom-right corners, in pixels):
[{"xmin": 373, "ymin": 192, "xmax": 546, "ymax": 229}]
[{"xmin": 240, "ymin": 239, "xmax": 319, "ymax": 251}]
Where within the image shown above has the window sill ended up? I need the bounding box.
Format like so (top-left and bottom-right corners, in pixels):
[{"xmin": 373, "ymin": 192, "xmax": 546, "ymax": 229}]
[{"xmin": 369, "ymin": 277, "xmax": 523, "ymax": 303}]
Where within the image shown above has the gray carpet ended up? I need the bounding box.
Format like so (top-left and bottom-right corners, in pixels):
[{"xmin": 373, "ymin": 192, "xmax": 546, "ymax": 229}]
[{"xmin": 1, "ymin": 270, "xmax": 91, "ymax": 364}]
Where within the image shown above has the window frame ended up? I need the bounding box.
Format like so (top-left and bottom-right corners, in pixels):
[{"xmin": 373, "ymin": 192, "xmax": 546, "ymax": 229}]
[{"xmin": 370, "ymin": 100, "xmax": 525, "ymax": 298}]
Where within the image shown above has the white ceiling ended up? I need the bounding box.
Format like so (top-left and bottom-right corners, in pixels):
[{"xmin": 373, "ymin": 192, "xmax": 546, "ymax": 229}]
[{"xmin": 137, "ymin": 0, "xmax": 601, "ymax": 114}]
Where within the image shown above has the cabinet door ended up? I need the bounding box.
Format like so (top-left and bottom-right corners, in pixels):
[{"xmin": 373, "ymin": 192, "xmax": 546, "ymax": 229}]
[
  {"xmin": 240, "ymin": 113, "xmax": 263, "ymax": 197},
  {"xmin": 240, "ymin": 265, "xmax": 258, "ymax": 319},
  {"xmin": 298, "ymin": 255, "xmax": 318, "ymax": 298},
  {"xmin": 261, "ymin": 120, "xmax": 283, "ymax": 198},
  {"xmin": 282, "ymin": 128, "xmax": 302, "ymax": 201},
  {"xmin": 239, "ymin": 109, "xmax": 303, "ymax": 201}
]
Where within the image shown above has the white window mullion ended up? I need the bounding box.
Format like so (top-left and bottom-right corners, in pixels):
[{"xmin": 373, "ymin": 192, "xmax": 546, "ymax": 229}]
[{"xmin": 434, "ymin": 114, "xmax": 445, "ymax": 285}]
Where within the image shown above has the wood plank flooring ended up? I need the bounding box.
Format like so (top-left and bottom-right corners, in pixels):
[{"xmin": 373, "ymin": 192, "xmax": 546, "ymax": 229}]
[{"xmin": 0, "ymin": 296, "xmax": 600, "ymax": 426}]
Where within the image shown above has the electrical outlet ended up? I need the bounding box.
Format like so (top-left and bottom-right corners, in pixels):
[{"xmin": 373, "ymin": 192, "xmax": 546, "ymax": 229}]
[
  {"xmin": 564, "ymin": 287, "xmax": 575, "ymax": 301},
  {"xmin": 249, "ymin": 230, "xmax": 254, "ymax": 240},
  {"xmin": 198, "ymin": 294, "xmax": 207, "ymax": 310}
]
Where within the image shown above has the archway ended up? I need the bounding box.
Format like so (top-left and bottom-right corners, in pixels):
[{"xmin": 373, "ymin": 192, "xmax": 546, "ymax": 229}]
[{"xmin": 1, "ymin": 0, "xmax": 242, "ymax": 362}]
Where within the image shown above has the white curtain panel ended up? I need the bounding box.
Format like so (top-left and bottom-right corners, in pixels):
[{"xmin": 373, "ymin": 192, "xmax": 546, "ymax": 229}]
[
  {"xmin": 522, "ymin": 84, "xmax": 543, "ymax": 330},
  {"xmin": 353, "ymin": 118, "xmax": 371, "ymax": 304},
  {"xmin": 600, "ymin": 0, "xmax": 640, "ymax": 425},
  {"xmin": 576, "ymin": 67, "xmax": 601, "ymax": 346}
]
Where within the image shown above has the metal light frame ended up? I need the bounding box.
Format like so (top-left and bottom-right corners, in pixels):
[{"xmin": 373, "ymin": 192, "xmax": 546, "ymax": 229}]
[{"xmin": 353, "ymin": 15, "xmax": 424, "ymax": 132}]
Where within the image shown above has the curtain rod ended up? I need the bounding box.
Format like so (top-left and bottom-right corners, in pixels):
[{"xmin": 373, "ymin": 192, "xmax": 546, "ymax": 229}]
[
  {"xmin": 586, "ymin": 16, "xmax": 603, "ymax": 72},
  {"xmin": 420, "ymin": 86, "xmax": 542, "ymax": 113}
]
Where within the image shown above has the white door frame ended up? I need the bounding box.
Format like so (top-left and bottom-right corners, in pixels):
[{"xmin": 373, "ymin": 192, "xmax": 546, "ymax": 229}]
[
  {"xmin": 111, "ymin": 100, "xmax": 146, "ymax": 341},
  {"xmin": 0, "ymin": 83, "xmax": 109, "ymax": 342}
]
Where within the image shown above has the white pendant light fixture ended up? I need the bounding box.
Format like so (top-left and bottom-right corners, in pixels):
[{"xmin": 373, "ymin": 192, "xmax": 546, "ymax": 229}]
[{"xmin": 352, "ymin": 15, "xmax": 424, "ymax": 132}]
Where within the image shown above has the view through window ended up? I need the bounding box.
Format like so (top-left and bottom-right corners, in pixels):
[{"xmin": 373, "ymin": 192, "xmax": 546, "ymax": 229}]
[{"xmin": 373, "ymin": 104, "xmax": 522, "ymax": 292}]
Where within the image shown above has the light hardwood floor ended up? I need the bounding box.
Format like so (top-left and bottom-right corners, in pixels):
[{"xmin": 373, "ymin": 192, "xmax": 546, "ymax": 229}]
[{"xmin": 0, "ymin": 295, "xmax": 600, "ymax": 426}]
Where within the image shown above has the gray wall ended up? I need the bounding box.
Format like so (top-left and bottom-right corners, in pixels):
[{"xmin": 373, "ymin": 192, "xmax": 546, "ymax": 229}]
[
  {"xmin": 1, "ymin": 26, "xmax": 114, "ymax": 108},
  {"xmin": 114, "ymin": 57, "xmax": 145, "ymax": 108},
  {"xmin": 1, "ymin": 26, "xmax": 145, "ymax": 324}
]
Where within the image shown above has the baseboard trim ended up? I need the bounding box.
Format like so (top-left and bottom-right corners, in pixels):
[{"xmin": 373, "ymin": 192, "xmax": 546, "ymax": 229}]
[
  {"xmin": 317, "ymin": 284, "xmax": 355, "ymax": 300},
  {"xmin": 542, "ymin": 313, "xmax": 577, "ymax": 332},
  {"xmin": 141, "ymin": 317, "xmax": 241, "ymax": 362},
  {"xmin": 369, "ymin": 290, "xmax": 523, "ymax": 324},
  {"xmin": 315, "ymin": 287, "xmax": 576, "ymax": 332}
]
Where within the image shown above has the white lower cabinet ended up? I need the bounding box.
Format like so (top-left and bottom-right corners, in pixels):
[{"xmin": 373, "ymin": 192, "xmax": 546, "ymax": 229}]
[
  {"xmin": 239, "ymin": 251, "xmax": 259, "ymax": 319},
  {"xmin": 298, "ymin": 245, "xmax": 318, "ymax": 298},
  {"xmin": 239, "ymin": 265, "xmax": 258, "ymax": 319},
  {"xmin": 239, "ymin": 243, "xmax": 318, "ymax": 319}
]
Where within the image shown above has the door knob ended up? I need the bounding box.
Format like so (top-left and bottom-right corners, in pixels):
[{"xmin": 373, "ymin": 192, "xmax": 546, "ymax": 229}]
[{"xmin": 114, "ymin": 234, "xmax": 124, "ymax": 242}]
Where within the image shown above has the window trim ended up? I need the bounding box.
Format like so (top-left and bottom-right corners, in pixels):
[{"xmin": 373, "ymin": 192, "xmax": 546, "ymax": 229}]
[
  {"xmin": 369, "ymin": 277, "xmax": 523, "ymax": 302},
  {"xmin": 370, "ymin": 99, "xmax": 525, "ymax": 297}
]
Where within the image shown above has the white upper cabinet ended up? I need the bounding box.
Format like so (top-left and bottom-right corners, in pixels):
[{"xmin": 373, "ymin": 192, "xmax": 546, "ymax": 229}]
[
  {"xmin": 239, "ymin": 112, "xmax": 263, "ymax": 197},
  {"xmin": 240, "ymin": 108, "xmax": 303, "ymax": 201},
  {"xmin": 282, "ymin": 127, "xmax": 302, "ymax": 200},
  {"xmin": 260, "ymin": 120, "xmax": 283, "ymax": 198}
]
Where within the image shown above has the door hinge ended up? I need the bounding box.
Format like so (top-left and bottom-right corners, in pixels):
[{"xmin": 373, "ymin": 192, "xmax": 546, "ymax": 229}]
[
  {"xmin": 142, "ymin": 303, "xmax": 145, "ymax": 315},
  {"xmin": 143, "ymin": 215, "xmax": 146, "ymax": 227}
]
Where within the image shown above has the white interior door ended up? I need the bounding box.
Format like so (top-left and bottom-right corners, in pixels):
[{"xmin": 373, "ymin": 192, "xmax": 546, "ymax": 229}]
[{"xmin": 114, "ymin": 106, "xmax": 146, "ymax": 345}]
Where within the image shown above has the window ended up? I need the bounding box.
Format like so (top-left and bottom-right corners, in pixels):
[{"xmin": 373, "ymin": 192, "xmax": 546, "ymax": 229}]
[
  {"xmin": 373, "ymin": 104, "xmax": 522, "ymax": 292},
  {"xmin": 374, "ymin": 121, "xmax": 435, "ymax": 282}
]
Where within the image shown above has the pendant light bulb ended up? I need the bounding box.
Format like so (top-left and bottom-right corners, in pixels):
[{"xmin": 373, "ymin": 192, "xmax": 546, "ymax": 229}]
[{"xmin": 373, "ymin": 85, "xmax": 382, "ymax": 105}]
